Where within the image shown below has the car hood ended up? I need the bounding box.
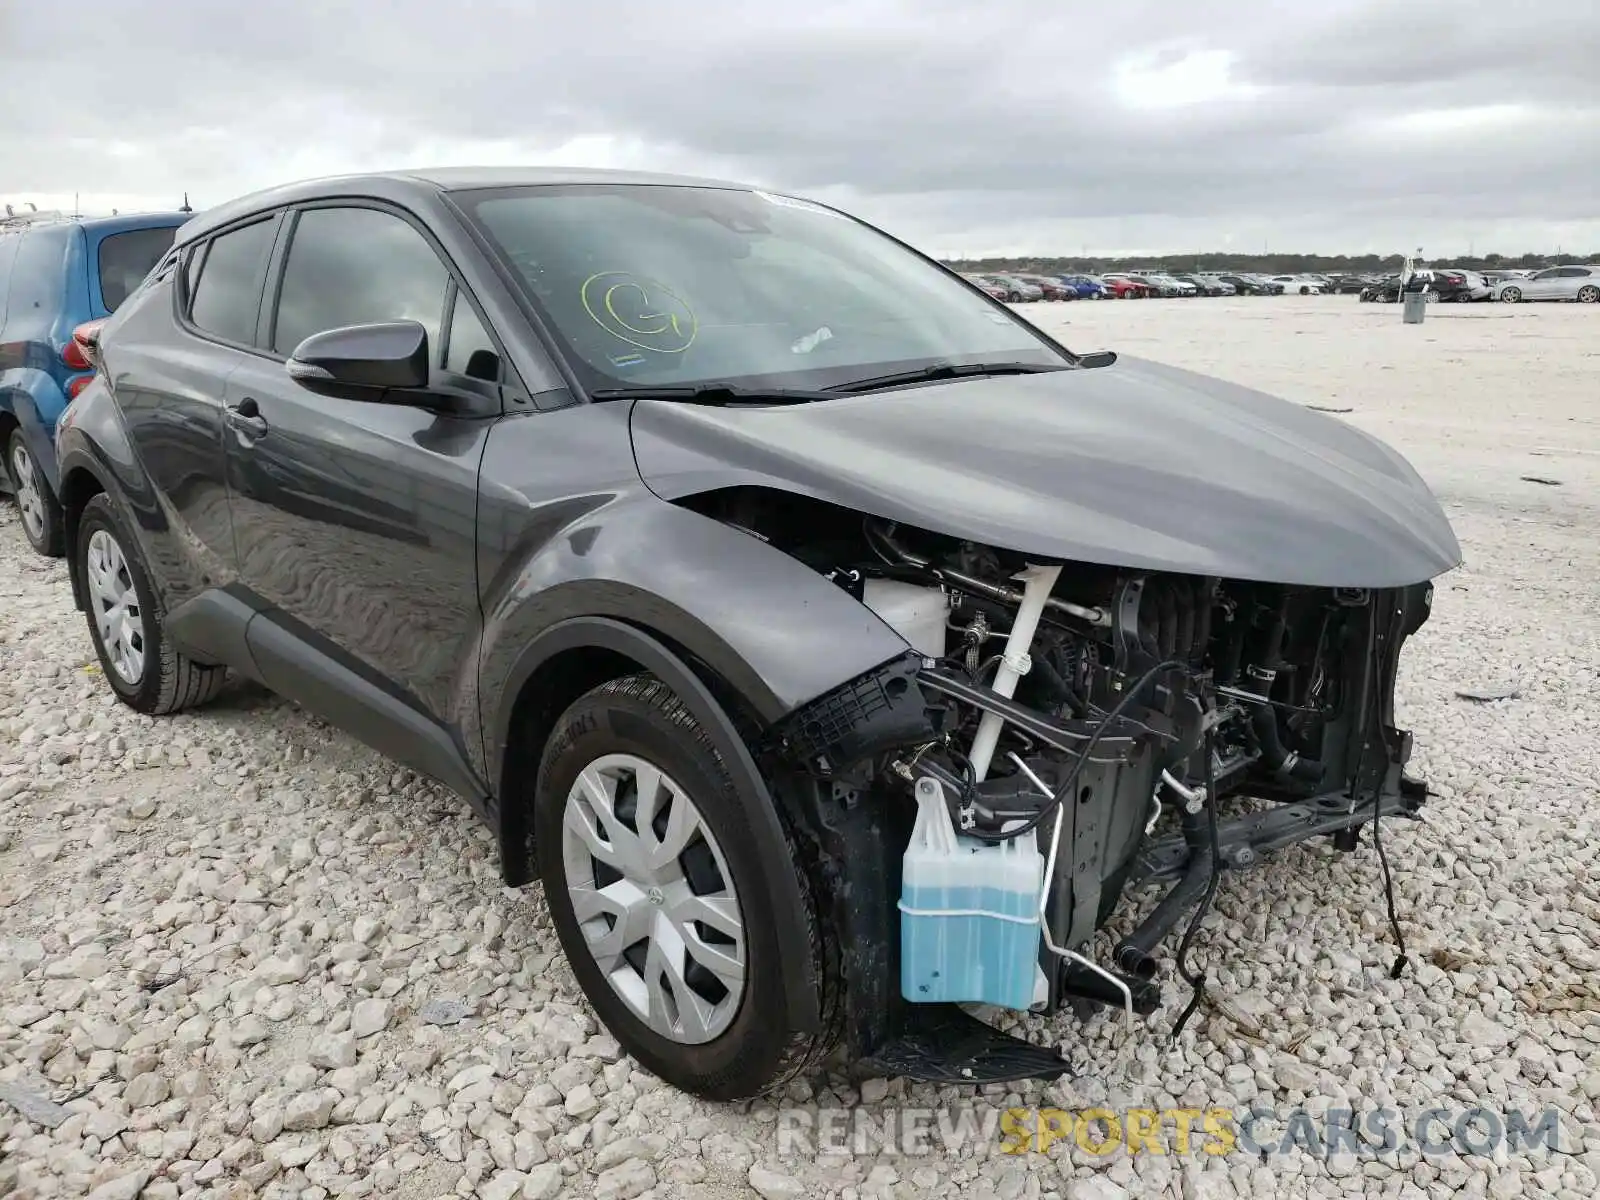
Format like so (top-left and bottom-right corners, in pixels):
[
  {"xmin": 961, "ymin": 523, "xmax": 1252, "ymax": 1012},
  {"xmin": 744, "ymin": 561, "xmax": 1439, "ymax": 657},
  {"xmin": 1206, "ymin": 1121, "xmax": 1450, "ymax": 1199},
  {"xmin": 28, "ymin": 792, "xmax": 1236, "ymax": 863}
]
[{"xmin": 630, "ymin": 356, "xmax": 1462, "ymax": 588}]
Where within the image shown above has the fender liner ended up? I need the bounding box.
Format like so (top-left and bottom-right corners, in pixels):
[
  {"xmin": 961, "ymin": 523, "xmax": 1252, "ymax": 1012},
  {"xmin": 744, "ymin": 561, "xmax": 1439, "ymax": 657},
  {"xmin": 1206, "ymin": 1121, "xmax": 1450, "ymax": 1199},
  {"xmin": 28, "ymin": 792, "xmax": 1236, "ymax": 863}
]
[
  {"xmin": 5, "ymin": 389, "xmax": 63, "ymax": 495},
  {"xmin": 497, "ymin": 615, "xmax": 822, "ymax": 1032}
]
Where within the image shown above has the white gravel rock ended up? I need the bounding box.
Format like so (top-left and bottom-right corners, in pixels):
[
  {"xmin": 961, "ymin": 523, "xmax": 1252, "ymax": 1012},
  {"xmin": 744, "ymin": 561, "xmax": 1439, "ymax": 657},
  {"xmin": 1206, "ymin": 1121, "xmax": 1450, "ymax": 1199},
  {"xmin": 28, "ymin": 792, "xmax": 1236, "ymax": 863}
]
[
  {"xmin": 750, "ymin": 1163, "xmax": 808, "ymax": 1199},
  {"xmin": 520, "ymin": 1162, "xmax": 565, "ymax": 1199},
  {"xmin": 350, "ymin": 996, "xmax": 393, "ymax": 1038},
  {"xmin": 282, "ymin": 1088, "xmax": 338, "ymax": 1131},
  {"xmin": 595, "ymin": 1157, "xmax": 656, "ymax": 1200}
]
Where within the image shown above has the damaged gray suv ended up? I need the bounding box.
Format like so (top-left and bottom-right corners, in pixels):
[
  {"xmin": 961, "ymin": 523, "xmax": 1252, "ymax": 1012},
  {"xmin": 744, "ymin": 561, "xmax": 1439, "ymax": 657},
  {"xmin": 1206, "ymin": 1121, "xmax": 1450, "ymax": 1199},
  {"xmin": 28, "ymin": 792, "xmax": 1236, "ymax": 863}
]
[{"xmin": 54, "ymin": 168, "xmax": 1461, "ymax": 1101}]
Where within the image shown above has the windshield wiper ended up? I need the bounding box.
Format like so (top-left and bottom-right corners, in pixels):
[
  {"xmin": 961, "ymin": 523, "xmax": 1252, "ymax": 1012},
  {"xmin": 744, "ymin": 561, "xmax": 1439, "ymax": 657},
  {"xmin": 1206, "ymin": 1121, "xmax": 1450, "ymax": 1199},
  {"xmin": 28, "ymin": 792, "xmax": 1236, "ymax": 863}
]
[
  {"xmin": 831, "ymin": 361, "xmax": 1069, "ymax": 394},
  {"xmin": 587, "ymin": 384, "xmax": 836, "ymax": 406}
]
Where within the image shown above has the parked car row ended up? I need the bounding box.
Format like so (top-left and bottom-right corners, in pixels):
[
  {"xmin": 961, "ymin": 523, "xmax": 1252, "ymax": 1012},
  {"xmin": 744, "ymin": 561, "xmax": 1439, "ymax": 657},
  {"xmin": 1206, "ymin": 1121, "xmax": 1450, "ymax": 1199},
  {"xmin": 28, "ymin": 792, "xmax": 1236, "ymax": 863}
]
[
  {"xmin": 0, "ymin": 207, "xmax": 191, "ymax": 553},
  {"xmin": 957, "ymin": 270, "xmax": 1336, "ymax": 299},
  {"xmin": 1358, "ymin": 265, "xmax": 1600, "ymax": 304},
  {"xmin": 963, "ymin": 264, "xmax": 1599, "ymax": 307}
]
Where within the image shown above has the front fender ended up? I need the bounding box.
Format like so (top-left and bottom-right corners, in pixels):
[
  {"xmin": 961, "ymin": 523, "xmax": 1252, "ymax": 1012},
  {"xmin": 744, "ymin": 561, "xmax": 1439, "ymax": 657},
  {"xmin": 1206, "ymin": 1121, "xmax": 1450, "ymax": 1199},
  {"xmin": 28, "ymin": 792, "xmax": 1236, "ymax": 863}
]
[
  {"xmin": 1, "ymin": 372, "xmax": 69, "ymax": 494},
  {"xmin": 477, "ymin": 496, "xmax": 911, "ymax": 762}
]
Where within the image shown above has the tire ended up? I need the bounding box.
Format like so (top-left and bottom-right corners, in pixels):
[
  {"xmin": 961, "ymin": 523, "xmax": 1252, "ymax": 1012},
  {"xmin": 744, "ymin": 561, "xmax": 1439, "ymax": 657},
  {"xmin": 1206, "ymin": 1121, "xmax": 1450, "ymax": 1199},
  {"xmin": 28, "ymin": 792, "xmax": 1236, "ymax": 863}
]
[
  {"xmin": 76, "ymin": 493, "xmax": 229, "ymax": 714},
  {"xmin": 6, "ymin": 428, "xmax": 65, "ymax": 557},
  {"xmin": 1299, "ymin": 285, "xmax": 1311, "ymax": 295},
  {"xmin": 535, "ymin": 675, "xmax": 836, "ymax": 1101},
  {"xmin": 1500, "ymin": 287, "xmax": 1521, "ymax": 303},
  {"xmin": 1578, "ymin": 285, "xmax": 1599, "ymax": 304},
  {"xmin": 1006, "ymin": 292, "xmax": 1021, "ymax": 303}
]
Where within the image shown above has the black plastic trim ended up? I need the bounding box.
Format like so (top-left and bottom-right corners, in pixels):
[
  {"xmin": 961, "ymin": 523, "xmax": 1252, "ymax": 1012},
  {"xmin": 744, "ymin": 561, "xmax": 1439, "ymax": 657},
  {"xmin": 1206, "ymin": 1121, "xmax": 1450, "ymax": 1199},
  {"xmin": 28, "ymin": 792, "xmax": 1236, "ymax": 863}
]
[
  {"xmin": 164, "ymin": 586, "xmax": 265, "ymax": 681},
  {"xmin": 245, "ymin": 610, "xmax": 491, "ymax": 811},
  {"xmin": 497, "ymin": 615, "xmax": 822, "ymax": 1032}
]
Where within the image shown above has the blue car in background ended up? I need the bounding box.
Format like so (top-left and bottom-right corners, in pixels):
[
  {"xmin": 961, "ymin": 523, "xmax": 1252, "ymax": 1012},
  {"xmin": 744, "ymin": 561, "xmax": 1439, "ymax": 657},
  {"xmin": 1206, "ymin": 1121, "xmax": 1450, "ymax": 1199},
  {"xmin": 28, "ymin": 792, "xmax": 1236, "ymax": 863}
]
[
  {"xmin": 1, "ymin": 209, "xmax": 191, "ymax": 555},
  {"xmin": 1056, "ymin": 274, "xmax": 1108, "ymax": 299}
]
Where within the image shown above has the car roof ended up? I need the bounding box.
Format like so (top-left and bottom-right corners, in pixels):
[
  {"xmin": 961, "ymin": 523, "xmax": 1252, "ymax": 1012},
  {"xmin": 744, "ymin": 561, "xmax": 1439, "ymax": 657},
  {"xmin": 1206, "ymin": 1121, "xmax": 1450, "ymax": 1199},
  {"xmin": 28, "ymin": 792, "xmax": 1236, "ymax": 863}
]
[
  {"xmin": 173, "ymin": 165, "xmax": 755, "ymax": 247},
  {"xmin": 1, "ymin": 210, "xmax": 190, "ymax": 238}
]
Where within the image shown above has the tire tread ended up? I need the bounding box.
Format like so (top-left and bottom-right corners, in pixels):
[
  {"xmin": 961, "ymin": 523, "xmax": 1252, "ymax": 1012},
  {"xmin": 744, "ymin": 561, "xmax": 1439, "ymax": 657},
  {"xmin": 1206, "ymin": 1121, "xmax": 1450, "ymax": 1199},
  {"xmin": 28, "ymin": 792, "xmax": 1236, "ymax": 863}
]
[{"xmin": 78, "ymin": 494, "xmax": 228, "ymax": 716}]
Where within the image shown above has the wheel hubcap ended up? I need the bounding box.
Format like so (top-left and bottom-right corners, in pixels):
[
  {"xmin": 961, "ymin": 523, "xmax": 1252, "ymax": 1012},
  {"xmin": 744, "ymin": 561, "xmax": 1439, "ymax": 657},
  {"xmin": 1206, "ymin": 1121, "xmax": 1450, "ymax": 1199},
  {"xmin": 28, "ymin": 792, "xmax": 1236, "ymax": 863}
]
[
  {"xmin": 9, "ymin": 443, "xmax": 44, "ymax": 541},
  {"xmin": 85, "ymin": 529, "xmax": 147, "ymax": 684},
  {"xmin": 561, "ymin": 753, "xmax": 747, "ymax": 1044}
]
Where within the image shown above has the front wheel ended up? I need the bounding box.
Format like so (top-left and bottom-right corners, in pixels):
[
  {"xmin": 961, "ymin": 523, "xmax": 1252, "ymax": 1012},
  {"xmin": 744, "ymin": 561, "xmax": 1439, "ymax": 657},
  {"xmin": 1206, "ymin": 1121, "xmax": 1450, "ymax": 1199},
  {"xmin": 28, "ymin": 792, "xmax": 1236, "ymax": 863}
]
[
  {"xmin": 1500, "ymin": 287, "xmax": 1522, "ymax": 303},
  {"xmin": 76, "ymin": 494, "xmax": 229, "ymax": 714},
  {"xmin": 7, "ymin": 429, "xmax": 65, "ymax": 557},
  {"xmin": 1578, "ymin": 285, "xmax": 1599, "ymax": 304},
  {"xmin": 535, "ymin": 675, "xmax": 836, "ymax": 1101}
]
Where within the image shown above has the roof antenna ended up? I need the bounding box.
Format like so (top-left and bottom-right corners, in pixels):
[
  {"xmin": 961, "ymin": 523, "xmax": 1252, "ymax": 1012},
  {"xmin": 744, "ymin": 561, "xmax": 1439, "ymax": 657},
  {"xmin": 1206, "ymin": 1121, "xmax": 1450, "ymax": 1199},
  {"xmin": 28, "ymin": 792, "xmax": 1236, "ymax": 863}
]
[{"xmin": 179, "ymin": 192, "xmax": 193, "ymax": 214}]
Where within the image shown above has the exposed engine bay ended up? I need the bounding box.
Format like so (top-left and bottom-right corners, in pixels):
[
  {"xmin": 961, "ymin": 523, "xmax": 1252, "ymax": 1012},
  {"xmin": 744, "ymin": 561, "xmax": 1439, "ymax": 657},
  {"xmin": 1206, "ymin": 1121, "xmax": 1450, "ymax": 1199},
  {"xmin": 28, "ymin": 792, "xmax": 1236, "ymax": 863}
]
[{"xmin": 686, "ymin": 488, "xmax": 1435, "ymax": 1079}]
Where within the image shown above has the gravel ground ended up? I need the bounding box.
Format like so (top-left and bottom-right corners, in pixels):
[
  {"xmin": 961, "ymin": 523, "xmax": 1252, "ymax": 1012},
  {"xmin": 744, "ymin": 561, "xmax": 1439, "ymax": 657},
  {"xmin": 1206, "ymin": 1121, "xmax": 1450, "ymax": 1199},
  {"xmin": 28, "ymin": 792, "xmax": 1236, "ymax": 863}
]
[{"xmin": 3, "ymin": 295, "xmax": 1598, "ymax": 1199}]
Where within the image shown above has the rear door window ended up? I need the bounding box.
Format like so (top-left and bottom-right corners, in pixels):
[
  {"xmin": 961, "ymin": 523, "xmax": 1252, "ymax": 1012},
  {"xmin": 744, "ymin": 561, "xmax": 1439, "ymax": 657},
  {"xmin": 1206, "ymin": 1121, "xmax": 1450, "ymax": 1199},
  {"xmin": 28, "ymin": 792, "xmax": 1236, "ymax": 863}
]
[
  {"xmin": 4, "ymin": 226, "xmax": 70, "ymax": 322},
  {"xmin": 97, "ymin": 226, "xmax": 179, "ymax": 313},
  {"xmin": 188, "ymin": 218, "xmax": 279, "ymax": 346},
  {"xmin": 0, "ymin": 234, "xmax": 20, "ymax": 329}
]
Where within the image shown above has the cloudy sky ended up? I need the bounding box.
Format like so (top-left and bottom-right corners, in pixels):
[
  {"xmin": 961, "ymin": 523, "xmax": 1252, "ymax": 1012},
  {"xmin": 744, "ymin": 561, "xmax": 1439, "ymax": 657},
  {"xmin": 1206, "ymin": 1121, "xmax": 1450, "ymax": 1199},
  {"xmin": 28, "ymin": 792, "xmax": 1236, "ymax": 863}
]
[{"xmin": 4, "ymin": 0, "xmax": 1597, "ymax": 257}]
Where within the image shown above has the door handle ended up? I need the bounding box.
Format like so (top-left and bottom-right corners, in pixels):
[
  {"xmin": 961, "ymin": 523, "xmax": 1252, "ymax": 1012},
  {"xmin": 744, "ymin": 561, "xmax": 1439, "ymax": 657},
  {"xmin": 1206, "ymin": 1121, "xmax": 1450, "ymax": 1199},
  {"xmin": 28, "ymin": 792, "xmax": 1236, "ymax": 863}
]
[{"xmin": 225, "ymin": 398, "xmax": 268, "ymax": 439}]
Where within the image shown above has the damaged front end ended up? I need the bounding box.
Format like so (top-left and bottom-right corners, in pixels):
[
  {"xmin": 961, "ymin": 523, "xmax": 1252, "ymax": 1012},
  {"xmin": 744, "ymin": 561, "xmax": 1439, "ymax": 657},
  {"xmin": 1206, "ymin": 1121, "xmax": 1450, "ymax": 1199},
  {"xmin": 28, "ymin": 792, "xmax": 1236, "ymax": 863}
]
[{"xmin": 730, "ymin": 503, "xmax": 1438, "ymax": 1084}]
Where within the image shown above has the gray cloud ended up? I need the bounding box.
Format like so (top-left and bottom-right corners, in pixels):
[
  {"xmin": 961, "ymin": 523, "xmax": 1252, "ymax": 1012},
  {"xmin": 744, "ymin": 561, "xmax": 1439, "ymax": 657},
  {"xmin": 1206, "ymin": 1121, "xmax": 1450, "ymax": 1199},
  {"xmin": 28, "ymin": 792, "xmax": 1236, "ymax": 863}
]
[{"xmin": 4, "ymin": 0, "xmax": 1597, "ymax": 255}]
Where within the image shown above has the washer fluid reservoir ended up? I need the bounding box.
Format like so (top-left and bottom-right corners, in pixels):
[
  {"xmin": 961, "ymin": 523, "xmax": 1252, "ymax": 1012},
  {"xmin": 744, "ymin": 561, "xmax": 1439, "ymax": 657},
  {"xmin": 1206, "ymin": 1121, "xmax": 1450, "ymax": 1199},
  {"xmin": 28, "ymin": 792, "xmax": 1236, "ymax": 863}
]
[{"xmin": 862, "ymin": 579, "xmax": 948, "ymax": 657}]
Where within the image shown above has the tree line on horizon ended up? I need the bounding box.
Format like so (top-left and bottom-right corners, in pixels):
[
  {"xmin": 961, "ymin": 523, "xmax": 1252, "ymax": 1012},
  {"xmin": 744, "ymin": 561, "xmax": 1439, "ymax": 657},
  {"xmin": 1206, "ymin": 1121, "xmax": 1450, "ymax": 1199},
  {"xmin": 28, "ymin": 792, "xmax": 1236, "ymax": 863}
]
[{"xmin": 942, "ymin": 250, "xmax": 1600, "ymax": 275}]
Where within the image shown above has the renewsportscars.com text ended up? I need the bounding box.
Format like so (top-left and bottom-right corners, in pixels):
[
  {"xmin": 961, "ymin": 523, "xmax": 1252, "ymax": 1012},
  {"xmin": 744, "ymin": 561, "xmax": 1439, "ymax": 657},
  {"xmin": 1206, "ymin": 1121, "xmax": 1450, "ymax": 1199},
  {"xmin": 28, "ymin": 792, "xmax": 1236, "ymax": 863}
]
[{"xmin": 775, "ymin": 1104, "xmax": 1566, "ymax": 1161}]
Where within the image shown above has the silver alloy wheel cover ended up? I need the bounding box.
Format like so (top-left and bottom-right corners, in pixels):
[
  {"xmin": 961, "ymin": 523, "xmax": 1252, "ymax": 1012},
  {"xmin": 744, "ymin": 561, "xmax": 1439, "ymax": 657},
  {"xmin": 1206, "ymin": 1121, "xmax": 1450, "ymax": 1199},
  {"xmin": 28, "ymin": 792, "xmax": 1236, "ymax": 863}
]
[
  {"xmin": 10, "ymin": 442, "xmax": 45, "ymax": 542},
  {"xmin": 1502, "ymin": 288, "xmax": 1520, "ymax": 302},
  {"xmin": 85, "ymin": 528, "xmax": 147, "ymax": 684},
  {"xmin": 561, "ymin": 752, "xmax": 747, "ymax": 1044}
]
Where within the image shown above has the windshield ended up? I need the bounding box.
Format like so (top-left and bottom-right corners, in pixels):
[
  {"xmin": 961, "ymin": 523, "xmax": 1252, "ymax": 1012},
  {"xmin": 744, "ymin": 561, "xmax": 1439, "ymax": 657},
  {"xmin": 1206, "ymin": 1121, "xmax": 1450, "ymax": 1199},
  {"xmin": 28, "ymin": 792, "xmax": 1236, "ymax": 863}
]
[{"xmin": 457, "ymin": 184, "xmax": 1069, "ymax": 393}]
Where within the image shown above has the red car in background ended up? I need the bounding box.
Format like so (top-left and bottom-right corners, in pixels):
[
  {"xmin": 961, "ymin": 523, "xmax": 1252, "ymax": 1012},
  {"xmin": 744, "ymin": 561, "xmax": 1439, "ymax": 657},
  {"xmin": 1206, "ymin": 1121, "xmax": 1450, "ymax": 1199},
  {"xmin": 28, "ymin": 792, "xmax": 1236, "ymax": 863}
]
[{"xmin": 1100, "ymin": 274, "xmax": 1152, "ymax": 298}]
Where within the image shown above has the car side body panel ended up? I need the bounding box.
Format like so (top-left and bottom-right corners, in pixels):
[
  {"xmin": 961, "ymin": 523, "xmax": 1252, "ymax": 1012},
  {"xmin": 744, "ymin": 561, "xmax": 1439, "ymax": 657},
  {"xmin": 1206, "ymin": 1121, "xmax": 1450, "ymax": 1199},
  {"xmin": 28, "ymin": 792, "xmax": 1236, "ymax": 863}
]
[{"xmin": 472, "ymin": 401, "xmax": 914, "ymax": 790}]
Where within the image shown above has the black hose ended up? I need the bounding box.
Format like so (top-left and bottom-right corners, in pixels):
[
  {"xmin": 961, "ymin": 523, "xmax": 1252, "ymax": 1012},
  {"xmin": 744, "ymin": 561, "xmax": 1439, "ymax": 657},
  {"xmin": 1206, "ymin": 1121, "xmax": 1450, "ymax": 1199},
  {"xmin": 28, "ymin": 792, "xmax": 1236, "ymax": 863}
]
[
  {"xmin": 965, "ymin": 657, "xmax": 1184, "ymax": 844},
  {"xmin": 1365, "ymin": 603, "xmax": 1410, "ymax": 979},
  {"xmin": 1158, "ymin": 585, "xmax": 1179, "ymax": 659},
  {"xmin": 1168, "ymin": 727, "xmax": 1222, "ymax": 1043},
  {"xmin": 1191, "ymin": 579, "xmax": 1214, "ymax": 664},
  {"xmin": 1242, "ymin": 591, "xmax": 1325, "ymax": 784},
  {"xmin": 1114, "ymin": 832, "xmax": 1214, "ymax": 979},
  {"xmin": 1250, "ymin": 704, "xmax": 1327, "ymax": 785}
]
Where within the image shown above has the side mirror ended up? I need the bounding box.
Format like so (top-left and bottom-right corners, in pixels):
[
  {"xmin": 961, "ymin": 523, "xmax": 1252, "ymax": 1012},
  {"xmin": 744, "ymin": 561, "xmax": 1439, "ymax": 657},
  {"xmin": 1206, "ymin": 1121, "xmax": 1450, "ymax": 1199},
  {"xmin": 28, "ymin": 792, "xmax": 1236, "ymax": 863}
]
[
  {"xmin": 287, "ymin": 320, "xmax": 430, "ymax": 395},
  {"xmin": 1077, "ymin": 350, "xmax": 1117, "ymax": 369}
]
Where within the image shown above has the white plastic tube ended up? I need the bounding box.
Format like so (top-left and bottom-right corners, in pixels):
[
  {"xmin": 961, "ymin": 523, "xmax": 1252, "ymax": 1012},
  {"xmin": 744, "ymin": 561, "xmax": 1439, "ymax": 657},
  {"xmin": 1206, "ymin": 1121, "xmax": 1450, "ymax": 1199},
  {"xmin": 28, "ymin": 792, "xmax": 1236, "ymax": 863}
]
[
  {"xmin": 1008, "ymin": 751, "xmax": 1135, "ymax": 1031},
  {"xmin": 968, "ymin": 563, "xmax": 1062, "ymax": 782}
]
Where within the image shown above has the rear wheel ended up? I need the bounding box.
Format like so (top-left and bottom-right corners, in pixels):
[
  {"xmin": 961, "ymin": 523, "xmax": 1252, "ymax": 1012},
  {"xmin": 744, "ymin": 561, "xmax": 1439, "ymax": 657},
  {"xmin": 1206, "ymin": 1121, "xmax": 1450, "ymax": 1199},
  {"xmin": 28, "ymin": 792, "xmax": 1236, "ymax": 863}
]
[
  {"xmin": 1578, "ymin": 285, "xmax": 1599, "ymax": 304},
  {"xmin": 535, "ymin": 675, "xmax": 836, "ymax": 1100},
  {"xmin": 7, "ymin": 429, "xmax": 64, "ymax": 557},
  {"xmin": 77, "ymin": 494, "xmax": 229, "ymax": 714}
]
